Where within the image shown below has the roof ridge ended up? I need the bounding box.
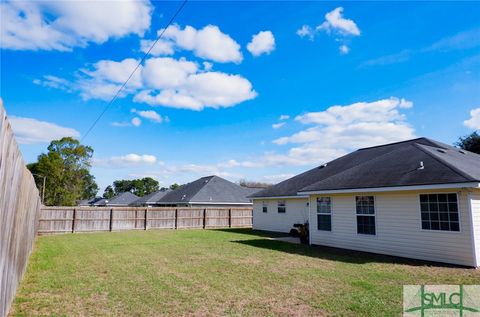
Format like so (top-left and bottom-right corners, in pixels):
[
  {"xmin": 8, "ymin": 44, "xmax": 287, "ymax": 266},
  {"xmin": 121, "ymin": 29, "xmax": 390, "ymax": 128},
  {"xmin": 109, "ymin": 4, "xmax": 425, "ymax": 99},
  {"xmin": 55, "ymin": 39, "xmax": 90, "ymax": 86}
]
[
  {"xmin": 298, "ymin": 144, "xmax": 410, "ymax": 192},
  {"xmin": 357, "ymin": 137, "xmax": 437, "ymax": 151},
  {"xmin": 413, "ymin": 143, "xmax": 475, "ymax": 182}
]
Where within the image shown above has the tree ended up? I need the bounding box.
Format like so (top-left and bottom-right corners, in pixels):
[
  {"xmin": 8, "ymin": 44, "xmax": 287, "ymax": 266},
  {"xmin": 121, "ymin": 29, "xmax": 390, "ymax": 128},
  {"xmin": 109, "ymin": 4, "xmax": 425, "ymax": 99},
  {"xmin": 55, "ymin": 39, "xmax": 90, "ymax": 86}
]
[
  {"xmin": 105, "ymin": 177, "xmax": 159, "ymax": 197},
  {"xmin": 456, "ymin": 131, "xmax": 480, "ymax": 154},
  {"xmin": 238, "ymin": 179, "xmax": 272, "ymax": 188},
  {"xmin": 169, "ymin": 183, "xmax": 180, "ymax": 190},
  {"xmin": 103, "ymin": 185, "xmax": 115, "ymax": 199},
  {"xmin": 27, "ymin": 137, "xmax": 98, "ymax": 206}
]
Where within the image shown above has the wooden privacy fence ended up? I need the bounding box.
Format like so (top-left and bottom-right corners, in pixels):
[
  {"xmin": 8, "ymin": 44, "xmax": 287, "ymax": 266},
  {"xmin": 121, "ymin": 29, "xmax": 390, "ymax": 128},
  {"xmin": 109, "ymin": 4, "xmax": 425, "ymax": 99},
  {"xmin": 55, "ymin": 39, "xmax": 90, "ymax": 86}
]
[
  {"xmin": 0, "ymin": 101, "xmax": 42, "ymax": 317},
  {"xmin": 39, "ymin": 206, "xmax": 253, "ymax": 234}
]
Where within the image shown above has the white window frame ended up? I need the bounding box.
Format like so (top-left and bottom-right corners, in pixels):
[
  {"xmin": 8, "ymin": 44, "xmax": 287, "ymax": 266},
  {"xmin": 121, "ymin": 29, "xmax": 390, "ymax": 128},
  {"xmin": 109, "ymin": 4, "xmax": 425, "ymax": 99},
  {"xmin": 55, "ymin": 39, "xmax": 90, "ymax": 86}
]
[
  {"xmin": 262, "ymin": 201, "xmax": 268, "ymax": 213},
  {"xmin": 316, "ymin": 197, "xmax": 332, "ymax": 231},
  {"xmin": 277, "ymin": 200, "xmax": 286, "ymax": 213},
  {"xmin": 355, "ymin": 196, "xmax": 376, "ymax": 236},
  {"xmin": 418, "ymin": 192, "xmax": 461, "ymax": 233}
]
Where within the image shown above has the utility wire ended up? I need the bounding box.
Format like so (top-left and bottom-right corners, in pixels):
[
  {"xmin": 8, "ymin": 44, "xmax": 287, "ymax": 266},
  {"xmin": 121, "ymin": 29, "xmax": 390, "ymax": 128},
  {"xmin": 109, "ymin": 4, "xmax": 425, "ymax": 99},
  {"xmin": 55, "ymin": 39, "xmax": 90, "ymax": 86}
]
[{"xmin": 81, "ymin": 0, "xmax": 188, "ymax": 141}]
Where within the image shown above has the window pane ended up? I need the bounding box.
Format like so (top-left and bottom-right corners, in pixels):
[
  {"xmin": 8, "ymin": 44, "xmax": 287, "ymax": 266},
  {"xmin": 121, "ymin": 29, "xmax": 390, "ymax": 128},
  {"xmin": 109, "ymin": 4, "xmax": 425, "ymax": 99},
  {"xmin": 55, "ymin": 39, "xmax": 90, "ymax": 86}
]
[
  {"xmin": 438, "ymin": 194, "xmax": 447, "ymax": 202},
  {"xmin": 422, "ymin": 221, "xmax": 431, "ymax": 230},
  {"xmin": 317, "ymin": 215, "xmax": 331, "ymax": 231},
  {"xmin": 447, "ymin": 194, "xmax": 457, "ymax": 202},
  {"xmin": 450, "ymin": 222, "xmax": 460, "ymax": 232},
  {"xmin": 317, "ymin": 197, "xmax": 331, "ymax": 214},
  {"xmin": 449, "ymin": 212, "xmax": 458, "ymax": 222},
  {"xmin": 448, "ymin": 203, "xmax": 458, "ymax": 212},
  {"xmin": 421, "ymin": 212, "xmax": 430, "ymax": 221},
  {"xmin": 420, "ymin": 195, "xmax": 428, "ymax": 203},
  {"xmin": 431, "ymin": 221, "xmax": 440, "ymax": 230},
  {"xmin": 357, "ymin": 215, "xmax": 375, "ymax": 235},
  {"xmin": 420, "ymin": 203, "xmax": 429, "ymax": 212}
]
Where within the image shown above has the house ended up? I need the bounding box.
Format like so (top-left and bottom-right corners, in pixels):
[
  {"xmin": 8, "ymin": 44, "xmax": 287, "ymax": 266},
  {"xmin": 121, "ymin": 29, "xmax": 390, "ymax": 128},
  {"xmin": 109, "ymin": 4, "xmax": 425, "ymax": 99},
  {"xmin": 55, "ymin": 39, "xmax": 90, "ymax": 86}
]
[
  {"xmin": 93, "ymin": 192, "xmax": 139, "ymax": 207},
  {"xmin": 156, "ymin": 175, "xmax": 261, "ymax": 207},
  {"xmin": 130, "ymin": 189, "xmax": 171, "ymax": 207},
  {"xmin": 250, "ymin": 137, "xmax": 480, "ymax": 267},
  {"xmin": 77, "ymin": 197, "xmax": 103, "ymax": 206}
]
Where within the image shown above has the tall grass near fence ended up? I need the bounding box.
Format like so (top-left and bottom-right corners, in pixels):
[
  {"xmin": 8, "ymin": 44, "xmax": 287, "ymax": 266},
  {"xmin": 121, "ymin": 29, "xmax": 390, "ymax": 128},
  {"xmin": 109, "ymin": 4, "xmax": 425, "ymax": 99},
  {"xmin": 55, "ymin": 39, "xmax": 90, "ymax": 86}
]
[
  {"xmin": 0, "ymin": 101, "xmax": 42, "ymax": 317},
  {"xmin": 39, "ymin": 206, "xmax": 253, "ymax": 234}
]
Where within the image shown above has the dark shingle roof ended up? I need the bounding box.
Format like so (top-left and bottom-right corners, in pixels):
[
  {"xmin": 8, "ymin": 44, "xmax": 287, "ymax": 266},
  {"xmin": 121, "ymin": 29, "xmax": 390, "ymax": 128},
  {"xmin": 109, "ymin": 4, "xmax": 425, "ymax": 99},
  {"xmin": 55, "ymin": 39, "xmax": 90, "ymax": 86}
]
[
  {"xmin": 131, "ymin": 190, "xmax": 170, "ymax": 206},
  {"xmin": 250, "ymin": 137, "xmax": 480, "ymax": 198},
  {"xmin": 94, "ymin": 192, "xmax": 139, "ymax": 206},
  {"xmin": 158, "ymin": 175, "xmax": 260, "ymax": 204}
]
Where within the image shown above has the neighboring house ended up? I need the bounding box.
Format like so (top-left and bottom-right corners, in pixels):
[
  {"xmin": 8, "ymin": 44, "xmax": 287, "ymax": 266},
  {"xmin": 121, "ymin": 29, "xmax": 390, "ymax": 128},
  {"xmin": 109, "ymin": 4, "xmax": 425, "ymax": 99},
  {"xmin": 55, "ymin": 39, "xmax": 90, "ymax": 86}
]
[
  {"xmin": 93, "ymin": 192, "xmax": 140, "ymax": 207},
  {"xmin": 250, "ymin": 137, "xmax": 480, "ymax": 267},
  {"xmin": 131, "ymin": 190, "xmax": 171, "ymax": 207},
  {"xmin": 77, "ymin": 197, "xmax": 102, "ymax": 206},
  {"xmin": 156, "ymin": 175, "xmax": 261, "ymax": 207}
]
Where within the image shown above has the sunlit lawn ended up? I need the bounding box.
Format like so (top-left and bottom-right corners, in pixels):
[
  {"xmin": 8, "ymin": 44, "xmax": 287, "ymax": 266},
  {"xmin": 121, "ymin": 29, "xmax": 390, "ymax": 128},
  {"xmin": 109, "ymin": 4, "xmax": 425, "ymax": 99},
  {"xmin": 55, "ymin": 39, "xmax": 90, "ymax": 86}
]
[{"xmin": 11, "ymin": 228, "xmax": 480, "ymax": 316}]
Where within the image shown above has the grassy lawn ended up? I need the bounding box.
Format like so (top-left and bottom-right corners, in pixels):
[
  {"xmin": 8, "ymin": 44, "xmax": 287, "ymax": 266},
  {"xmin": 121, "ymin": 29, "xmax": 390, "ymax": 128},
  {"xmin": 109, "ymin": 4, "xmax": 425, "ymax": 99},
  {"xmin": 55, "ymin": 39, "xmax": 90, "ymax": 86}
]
[{"xmin": 11, "ymin": 229, "xmax": 480, "ymax": 316}]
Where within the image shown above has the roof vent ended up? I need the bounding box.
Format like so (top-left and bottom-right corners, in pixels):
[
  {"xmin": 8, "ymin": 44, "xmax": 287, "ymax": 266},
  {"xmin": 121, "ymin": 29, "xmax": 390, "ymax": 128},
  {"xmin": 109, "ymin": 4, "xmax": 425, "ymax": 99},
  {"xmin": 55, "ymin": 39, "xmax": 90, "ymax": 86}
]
[
  {"xmin": 437, "ymin": 149, "xmax": 446, "ymax": 153},
  {"xmin": 319, "ymin": 163, "xmax": 327, "ymax": 169},
  {"xmin": 417, "ymin": 161, "xmax": 425, "ymax": 170},
  {"xmin": 459, "ymin": 150, "xmax": 466, "ymax": 154},
  {"xmin": 181, "ymin": 194, "xmax": 186, "ymax": 201}
]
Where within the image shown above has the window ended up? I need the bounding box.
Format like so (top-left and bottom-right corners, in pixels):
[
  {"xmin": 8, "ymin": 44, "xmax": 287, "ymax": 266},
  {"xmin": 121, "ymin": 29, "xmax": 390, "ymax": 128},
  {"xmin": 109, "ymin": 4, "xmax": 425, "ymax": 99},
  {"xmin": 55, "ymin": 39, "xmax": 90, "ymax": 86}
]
[
  {"xmin": 262, "ymin": 201, "xmax": 268, "ymax": 213},
  {"xmin": 277, "ymin": 200, "xmax": 286, "ymax": 213},
  {"xmin": 356, "ymin": 196, "xmax": 376, "ymax": 235},
  {"xmin": 420, "ymin": 194, "xmax": 459, "ymax": 232},
  {"xmin": 317, "ymin": 197, "xmax": 332, "ymax": 231}
]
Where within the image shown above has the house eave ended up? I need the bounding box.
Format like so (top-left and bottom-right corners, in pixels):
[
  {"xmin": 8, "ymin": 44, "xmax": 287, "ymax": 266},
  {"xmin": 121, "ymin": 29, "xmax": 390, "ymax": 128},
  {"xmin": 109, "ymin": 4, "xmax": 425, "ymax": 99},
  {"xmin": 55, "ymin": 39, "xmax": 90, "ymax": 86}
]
[
  {"xmin": 251, "ymin": 195, "xmax": 309, "ymax": 200},
  {"xmin": 298, "ymin": 182, "xmax": 480, "ymax": 195}
]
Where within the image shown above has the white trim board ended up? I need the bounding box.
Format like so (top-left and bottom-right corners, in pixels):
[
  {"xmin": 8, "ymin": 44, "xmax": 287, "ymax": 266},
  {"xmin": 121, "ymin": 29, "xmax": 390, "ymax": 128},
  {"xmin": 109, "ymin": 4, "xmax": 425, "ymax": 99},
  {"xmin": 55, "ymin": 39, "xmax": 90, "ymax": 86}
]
[{"xmin": 298, "ymin": 183, "xmax": 480, "ymax": 195}]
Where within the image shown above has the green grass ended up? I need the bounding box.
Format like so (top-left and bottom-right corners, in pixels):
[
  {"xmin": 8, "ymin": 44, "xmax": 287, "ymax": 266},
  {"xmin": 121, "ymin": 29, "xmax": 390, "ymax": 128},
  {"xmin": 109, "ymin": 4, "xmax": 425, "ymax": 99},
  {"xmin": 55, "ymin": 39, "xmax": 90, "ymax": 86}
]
[{"xmin": 11, "ymin": 229, "xmax": 480, "ymax": 316}]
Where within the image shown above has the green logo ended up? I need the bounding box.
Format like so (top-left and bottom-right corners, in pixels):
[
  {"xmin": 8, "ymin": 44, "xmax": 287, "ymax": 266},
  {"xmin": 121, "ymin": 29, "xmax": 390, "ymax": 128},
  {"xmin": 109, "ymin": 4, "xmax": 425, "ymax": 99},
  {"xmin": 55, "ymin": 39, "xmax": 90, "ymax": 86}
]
[{"xmin": 404, "ymin": 285, "xmax": 480, "ymax": 316}]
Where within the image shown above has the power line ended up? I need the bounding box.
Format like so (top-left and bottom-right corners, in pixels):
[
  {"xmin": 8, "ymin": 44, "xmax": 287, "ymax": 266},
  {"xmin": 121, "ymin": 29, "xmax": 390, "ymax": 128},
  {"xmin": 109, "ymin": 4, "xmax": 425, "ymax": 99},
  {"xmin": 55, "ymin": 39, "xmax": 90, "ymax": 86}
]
[{"xmin": 81, "ymin": 0, "xmax": 188, "ymax": 141}]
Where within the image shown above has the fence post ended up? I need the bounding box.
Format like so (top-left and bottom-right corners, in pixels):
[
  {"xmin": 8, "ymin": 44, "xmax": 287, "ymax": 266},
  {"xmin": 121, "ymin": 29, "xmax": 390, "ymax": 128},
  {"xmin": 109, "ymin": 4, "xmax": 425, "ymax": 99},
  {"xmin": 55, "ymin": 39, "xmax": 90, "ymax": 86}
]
[
  {"xmin": 203, "ymin": 208, "xmax": 207, "ymax": 229},
  {"xmin": 144, "ymin": 208, "xmax": 148, "ymax": 230},
  {"xmin": 174, "ymin": 208, "xmax": 178, "ymax": 229},
  {"xmin": 109, "ymin": 208, "xmax": 113, "ymax": 232},
  {"xmin": 72, "ymin": 208, "xmax": 76, "ymax": 233},
  {"xmin": 228, "ymin": 208, "xmax": 232, "ymax": 228}
]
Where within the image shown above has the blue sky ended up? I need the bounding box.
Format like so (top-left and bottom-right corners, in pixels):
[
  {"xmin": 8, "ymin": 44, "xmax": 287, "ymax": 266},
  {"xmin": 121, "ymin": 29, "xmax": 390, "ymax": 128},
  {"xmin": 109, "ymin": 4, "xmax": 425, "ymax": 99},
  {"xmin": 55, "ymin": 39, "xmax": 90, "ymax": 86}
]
[{"xmin": 1, "ymin": 1, "xmax": 480, "ymax": 192}]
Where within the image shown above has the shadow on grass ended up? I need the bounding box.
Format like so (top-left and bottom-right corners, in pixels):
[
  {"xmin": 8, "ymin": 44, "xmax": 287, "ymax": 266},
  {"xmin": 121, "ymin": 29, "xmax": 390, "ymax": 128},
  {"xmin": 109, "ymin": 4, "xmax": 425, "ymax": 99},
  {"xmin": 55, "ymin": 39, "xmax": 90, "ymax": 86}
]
[
  {"xmin": 211, "ymin": 228, "xmax": 288, "ymax": 238},
  {"xmin": 232, "ymin": 238, "xmax": 465, "ymax": 268}
]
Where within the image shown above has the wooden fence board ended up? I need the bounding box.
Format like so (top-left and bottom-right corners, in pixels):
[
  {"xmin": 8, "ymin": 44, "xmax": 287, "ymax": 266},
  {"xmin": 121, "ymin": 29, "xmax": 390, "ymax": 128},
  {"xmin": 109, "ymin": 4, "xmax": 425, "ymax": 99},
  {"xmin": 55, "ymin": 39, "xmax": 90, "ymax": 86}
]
[
  {"xmin": 38, "ymin": 206, "xmax": 253, "ymax": 234},
  {"xmin": 0, "ymin": 101, "xmax": 42, "ymax": 317}
]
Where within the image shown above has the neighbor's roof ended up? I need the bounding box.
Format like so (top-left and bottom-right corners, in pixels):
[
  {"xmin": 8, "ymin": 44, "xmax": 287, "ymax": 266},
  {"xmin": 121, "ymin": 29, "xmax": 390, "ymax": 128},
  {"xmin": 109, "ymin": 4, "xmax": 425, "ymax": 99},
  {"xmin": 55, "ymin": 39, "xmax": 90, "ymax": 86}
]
[
  {"xmin": 158, "ymin": 175, "xmax": 261, "ymax": 204},
  {"xmin": 94, "ymin": 192, "xmax": 140, "ymax": 206},
  {"xmin": 131, "ymin": 190, "xmax": 170, "ymax": 206},
  {"xmin": 250, "ymin": 137, "xmax": 480, "ymax": 198}
]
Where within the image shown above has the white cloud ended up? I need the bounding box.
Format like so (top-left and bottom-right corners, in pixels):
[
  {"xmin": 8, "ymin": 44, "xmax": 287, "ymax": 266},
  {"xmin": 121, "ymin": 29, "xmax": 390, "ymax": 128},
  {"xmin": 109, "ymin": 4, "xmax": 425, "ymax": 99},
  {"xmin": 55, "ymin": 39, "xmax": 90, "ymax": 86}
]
[
  {"xmin": 203, "ymin": 62, "xmax": 213, "ymax": 71},
  {"xmin": 1, "ymin": 0, "xmax": 152, "ymax": 51},
  {"xmin": 317, "ymin": 7, "xmax": 360, "ymax": 36},
  {"xmin": 142, "ymin": 57, "xmax": 197, "ymax": 89},
  {"xmin": 134, "ymin": 71, "xmax": 257, "ymax": 111},
  {"xmin": 279, "ymin": 115, "xmax": 290, "ymax": 120},
  {"xmin": 8, "ymin": 116, "xmax": 80, "ymax": 144},
  {"xmin": 131, "ymin": 109, "xmax": 166, "ymax": 123},
  {"xmin": 131, "ymin": 117, "xmax": 142, "ymax": 127},
  {"xmin": 95, "ymin": 153, "xmax": 157, "ymax": 167},
  {"xmin": 33, "ymin": 75, "xmax": 73, "ymax": 92},
  {"xmin": 79, "ymin": 58, "xmax": 142, "ymax": 100},
  {"xmin": 242, "ymin": 97, "xmax": 415, "ymax": 168},
  {"xmin": 339, "ymin": 45, "xmax": 350, "ymax": 55},
  {"xmin": 272, "ymin": 122, "xmax": 286, "ymax": 129},
  {"xmin": 52, "ymin": 56, "xmax": 256, "ymax": 111},
  {"xmin": 145, "ymin": 24, "xmax": 243, "ymax": 63},
  {"xmin": 464, "ymin": 108, "xmax": 480, "ymax": 129},
  {"xmin": 296, "ymin": 25, "xmax": 315, "ymax": 40},
  {"xmin": 298, "ymin": 7, "xmax": 360, "ymax": 53},
  {"xmin": 247, "ymin": 31, "xmax": 276, "ymax": 56},
  {"xmin": 139, "ymin": 39, "xmax": 174, "ymax": 56}
]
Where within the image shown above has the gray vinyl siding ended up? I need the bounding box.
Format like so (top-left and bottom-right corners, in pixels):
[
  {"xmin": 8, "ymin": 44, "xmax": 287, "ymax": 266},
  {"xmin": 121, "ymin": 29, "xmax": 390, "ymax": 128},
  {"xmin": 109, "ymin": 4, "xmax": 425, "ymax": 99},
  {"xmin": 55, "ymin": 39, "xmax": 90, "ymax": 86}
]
[
  {"xmin": 309, "ymin": 189, "xmax": 476, "ymax": 267},
  {"xmin": 471, "ymin": 190, "xmax": 480, "ymax": 267},
  {"xmin": 253, "ymin": 198, "xmax": 309, "ymax": 233}
]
